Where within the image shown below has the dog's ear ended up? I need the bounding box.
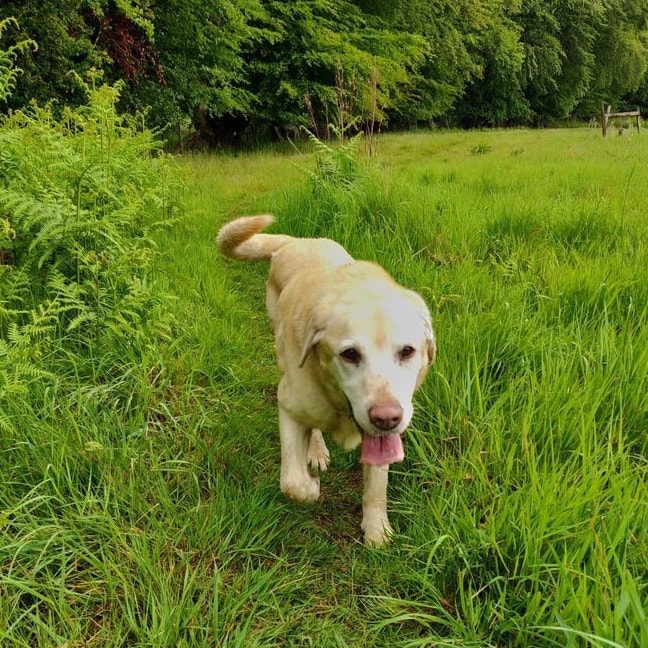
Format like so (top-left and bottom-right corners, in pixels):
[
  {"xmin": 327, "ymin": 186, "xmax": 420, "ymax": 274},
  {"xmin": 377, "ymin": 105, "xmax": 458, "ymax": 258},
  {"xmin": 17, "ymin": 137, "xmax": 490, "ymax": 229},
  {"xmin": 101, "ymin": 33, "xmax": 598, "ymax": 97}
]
[
  {"xmin": 424, "ymin": 319, "xmax": 437, "ymax": 364},
  {"xmin": 418, "ymin": 305, "xmax": 436, "ymax": 364},
  {"xmin": 298, "ymin": 323, "xmax": 324, "ymax": 368},
  {"xmin": 298, "ymin": 296, "xmax": 334, "ymax": 367},
  {"xmin": 411, "ymin": 292, "xmax": 436, "ymax": 364}
]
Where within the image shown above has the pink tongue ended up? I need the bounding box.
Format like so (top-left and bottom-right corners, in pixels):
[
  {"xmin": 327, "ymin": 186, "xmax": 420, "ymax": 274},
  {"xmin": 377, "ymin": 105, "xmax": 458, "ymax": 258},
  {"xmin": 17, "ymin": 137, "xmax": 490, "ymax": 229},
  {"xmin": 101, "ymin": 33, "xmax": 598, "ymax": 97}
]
[{"xmin": 360, "ymin": 434, "xmax": 404, "ymax": 465}]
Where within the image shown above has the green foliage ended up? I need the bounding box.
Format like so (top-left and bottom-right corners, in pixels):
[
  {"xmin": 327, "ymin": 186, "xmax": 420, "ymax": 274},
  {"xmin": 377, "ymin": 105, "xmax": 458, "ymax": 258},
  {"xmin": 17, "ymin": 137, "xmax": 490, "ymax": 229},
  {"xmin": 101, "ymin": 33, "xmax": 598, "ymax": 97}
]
[
  {"xmin": 304, "ymin": 129, "xmax": 366, "ymax": 188},
  {"xmin": 129, "ymin": 0, "xmax": 271, "ymax": 130},
  {"xmin": 451, "ymin": 0, "xmax": 531, "ymax": 126},
  {"xmin": 246, "ymin": 0, "xmax": 427, "ymax": 137},
  {"xmin": 363, "ymin": 0, "xmax": 485, "ymax": 122},
  {"xmin": 0, "ymin": 16, "xmax": 35, "ymax": 103},
  {"xmin": 587, "ymin": 0, "xmax": 648, "ymax": 112},
  {"xmin": 0, "ymin": 2, "xmax": 102, "ymax": 110},
  {"xmin": 3, "ymin": 0, "xmax": 648, "ymax": 133},
  {"xmin": 0, "ymin": 73, "xmax": 179, "ymax": 431},
  {"xmin": 517, "ymin": 0, "xmax": 563, "ymax": 121},
  {"xmin": 281, "ymin": 128, "xmax": 401, "ymax": 255}
]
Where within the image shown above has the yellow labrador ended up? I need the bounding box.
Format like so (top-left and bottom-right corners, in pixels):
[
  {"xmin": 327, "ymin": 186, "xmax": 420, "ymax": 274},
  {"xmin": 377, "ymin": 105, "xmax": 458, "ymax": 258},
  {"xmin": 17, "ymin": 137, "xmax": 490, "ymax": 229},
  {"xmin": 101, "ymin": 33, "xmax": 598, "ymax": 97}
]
[{"xmin": 217, "ymin": 215, "xmax": 435, "ymax": 545}]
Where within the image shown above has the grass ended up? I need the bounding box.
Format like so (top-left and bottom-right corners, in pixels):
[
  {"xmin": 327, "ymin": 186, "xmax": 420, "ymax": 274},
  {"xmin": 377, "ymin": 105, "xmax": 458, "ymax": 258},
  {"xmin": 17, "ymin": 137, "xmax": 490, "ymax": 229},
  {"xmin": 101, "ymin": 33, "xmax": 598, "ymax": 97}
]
[{"xmin": 2, "ymin": 127, "xmax": 648, "ymax": 646}]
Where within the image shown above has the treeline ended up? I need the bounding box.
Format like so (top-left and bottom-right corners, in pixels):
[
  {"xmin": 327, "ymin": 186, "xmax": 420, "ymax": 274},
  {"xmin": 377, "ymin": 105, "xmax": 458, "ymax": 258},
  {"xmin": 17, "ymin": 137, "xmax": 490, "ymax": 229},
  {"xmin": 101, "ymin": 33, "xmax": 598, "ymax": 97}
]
[{"xmin": 2, "ymin": 0, "xmax": 648, "ymax": 145}]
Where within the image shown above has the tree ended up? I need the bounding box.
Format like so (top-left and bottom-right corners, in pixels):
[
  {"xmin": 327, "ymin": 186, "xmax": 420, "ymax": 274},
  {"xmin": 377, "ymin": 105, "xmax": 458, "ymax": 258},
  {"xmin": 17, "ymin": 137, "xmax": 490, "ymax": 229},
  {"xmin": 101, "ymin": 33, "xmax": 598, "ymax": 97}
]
[
  {"xmin": 2, "ymin": 0, "xmax": 648, "ymax": 137},
  {"xmin": 517, "ymin": 0, "xmax": 564, "ymax": 122},
  {"xmin": 450, "ymin": 0, "xmax": 528, "ymax": 126},
  {"xmin": 0, "ymin": 0, "xmax": 100, "ymax": 110},
  {"xmin": 358, "ymin": 0, "xmax": 484, "ymax": 124},
  {"xmin": 247, "ymin": 0, "xmax": 427, "ymax": 138},
  {"xmin": 125, "ymin": 0, "xmax": 272, "ymax": 141},
  {"xmin": 550, "ymin": 0, "xmax": 604, "ymax": 117},
  {"xmin": 585, "ymin": 0, "xmax": 648, "ymax": 115}
]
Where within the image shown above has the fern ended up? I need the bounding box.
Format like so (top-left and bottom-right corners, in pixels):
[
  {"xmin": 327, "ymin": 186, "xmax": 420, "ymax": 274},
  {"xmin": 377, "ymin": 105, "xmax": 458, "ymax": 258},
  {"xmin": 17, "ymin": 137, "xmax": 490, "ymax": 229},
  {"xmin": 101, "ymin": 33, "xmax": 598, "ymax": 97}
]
[
  {"xmin": 304, "ymin": 128, "xmax": 365, "ymax": 190},
  {"xmin": 0, "ymin": 18, "xmax": 36, "ymax": 103},
  {"xmin": 0, "ymin": 306, "xmax": 58, "ymax": 432},
  {"xmin": 0, "ymin": 66, "xmax": 181, "ymax": 428}
]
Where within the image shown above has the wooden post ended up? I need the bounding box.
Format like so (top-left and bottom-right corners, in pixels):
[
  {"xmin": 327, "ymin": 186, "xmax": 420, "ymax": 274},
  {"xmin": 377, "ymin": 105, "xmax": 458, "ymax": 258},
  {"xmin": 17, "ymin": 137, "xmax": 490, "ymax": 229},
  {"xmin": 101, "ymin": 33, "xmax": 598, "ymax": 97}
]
[{"xmin": 600, "ymin": 105, "xmax": 641, "ymax": 136}]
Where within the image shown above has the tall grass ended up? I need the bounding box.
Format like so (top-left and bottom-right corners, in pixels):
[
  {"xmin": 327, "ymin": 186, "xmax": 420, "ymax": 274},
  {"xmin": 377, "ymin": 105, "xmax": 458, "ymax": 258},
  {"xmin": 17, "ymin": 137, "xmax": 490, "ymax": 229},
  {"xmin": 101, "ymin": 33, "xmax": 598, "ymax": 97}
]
[
  {"xmin": 2, "ymin": 124, "xmax": 647, "ymax": 646},
  {"xmin": 0, "ymin": 62, "xmax": 189, "ymax": 646},
  {"xmin": 221, "ymin": 129, "xmax": 648, "ymax": 646}
]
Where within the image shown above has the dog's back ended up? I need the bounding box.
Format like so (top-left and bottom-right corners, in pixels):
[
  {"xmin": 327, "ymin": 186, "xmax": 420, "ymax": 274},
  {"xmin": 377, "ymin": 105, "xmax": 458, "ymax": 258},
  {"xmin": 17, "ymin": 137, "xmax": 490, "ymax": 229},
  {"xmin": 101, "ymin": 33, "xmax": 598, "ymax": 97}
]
[{"xmin": 217, "ymin": 214, "xmax": 353, "ymax": 298}]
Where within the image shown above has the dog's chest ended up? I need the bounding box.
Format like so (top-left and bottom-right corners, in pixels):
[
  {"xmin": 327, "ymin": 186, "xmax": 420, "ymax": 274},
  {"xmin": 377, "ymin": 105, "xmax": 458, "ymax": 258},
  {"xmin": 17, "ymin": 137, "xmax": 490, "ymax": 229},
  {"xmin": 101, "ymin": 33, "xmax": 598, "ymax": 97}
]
[{"xmin": 330, "ymin": 415, "xmax": 362, "ymax": 450}]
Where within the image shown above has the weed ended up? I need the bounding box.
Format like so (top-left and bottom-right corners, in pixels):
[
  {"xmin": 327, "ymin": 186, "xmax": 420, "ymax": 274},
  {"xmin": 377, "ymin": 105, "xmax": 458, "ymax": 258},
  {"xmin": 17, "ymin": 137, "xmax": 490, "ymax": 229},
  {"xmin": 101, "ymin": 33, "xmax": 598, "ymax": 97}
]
[{"xmin": 471, "ymin": 141, "xmax": 492, "ymax": 155}]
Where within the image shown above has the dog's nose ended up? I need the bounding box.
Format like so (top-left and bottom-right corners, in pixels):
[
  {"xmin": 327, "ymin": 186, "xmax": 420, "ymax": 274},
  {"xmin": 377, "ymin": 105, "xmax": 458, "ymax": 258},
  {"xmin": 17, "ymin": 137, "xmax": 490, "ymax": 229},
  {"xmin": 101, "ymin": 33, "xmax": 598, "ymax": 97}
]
[{"xmin": 369, "ymin": 404, "xmax": 403, "ymax": 431}]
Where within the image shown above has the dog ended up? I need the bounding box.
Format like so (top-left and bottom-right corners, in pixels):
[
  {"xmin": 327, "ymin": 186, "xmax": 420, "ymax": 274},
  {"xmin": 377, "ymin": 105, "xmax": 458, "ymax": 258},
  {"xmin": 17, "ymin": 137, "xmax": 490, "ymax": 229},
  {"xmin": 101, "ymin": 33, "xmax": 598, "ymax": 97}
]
[{"xmin": 217, "ymin": 215, "xmax": 435, "ymax": 545}]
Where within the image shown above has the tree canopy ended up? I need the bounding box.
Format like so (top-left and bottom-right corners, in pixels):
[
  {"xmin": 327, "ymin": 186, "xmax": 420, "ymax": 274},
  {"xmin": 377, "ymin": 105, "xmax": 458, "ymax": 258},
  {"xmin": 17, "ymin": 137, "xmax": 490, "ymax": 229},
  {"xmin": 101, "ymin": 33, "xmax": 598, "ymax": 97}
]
[{"xmin": 2, "ymin": 0, "xmax": 647, "ymax": 142}]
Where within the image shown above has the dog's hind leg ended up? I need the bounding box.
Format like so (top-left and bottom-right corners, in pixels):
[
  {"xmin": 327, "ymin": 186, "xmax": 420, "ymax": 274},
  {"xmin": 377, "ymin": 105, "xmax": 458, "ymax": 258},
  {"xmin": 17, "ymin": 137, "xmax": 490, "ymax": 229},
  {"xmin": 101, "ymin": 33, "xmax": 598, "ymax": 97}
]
[
  {"xmin": 278, "ymin": 405, "xmax": 321, "ymax": 503},
  {"xmin": 307, "ymin": 429, "xmax": 330, "ymax": 473},
  {"xmin": 265, "ymin": 278, "xmax": 280, "ymax": 329}
]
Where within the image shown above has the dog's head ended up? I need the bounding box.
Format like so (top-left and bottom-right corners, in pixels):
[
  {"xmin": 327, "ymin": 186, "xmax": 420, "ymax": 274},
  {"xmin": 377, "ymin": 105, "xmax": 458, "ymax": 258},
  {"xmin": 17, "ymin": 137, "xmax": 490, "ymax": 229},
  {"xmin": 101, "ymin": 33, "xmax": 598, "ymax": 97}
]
[{"xmin": 299, "ymin": 283, "xmax": 435, "ymax": 444}]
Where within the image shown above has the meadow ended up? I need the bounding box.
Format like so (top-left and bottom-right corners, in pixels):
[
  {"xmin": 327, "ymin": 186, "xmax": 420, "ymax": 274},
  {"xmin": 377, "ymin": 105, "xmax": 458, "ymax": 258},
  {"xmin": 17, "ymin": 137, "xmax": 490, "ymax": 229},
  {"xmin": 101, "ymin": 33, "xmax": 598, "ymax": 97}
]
[{"xmin": 2, "ymin": 125, "xmax": 648, "ymax": 647}]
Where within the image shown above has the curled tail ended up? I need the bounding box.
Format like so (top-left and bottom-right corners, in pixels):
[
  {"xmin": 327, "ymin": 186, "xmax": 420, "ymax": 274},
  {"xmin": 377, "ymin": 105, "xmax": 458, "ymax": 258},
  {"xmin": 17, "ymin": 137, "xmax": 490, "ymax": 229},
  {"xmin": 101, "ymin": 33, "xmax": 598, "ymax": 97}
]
[{"xmin": 216, "ymin": 214, "xmax": 294, "ymax": 260}]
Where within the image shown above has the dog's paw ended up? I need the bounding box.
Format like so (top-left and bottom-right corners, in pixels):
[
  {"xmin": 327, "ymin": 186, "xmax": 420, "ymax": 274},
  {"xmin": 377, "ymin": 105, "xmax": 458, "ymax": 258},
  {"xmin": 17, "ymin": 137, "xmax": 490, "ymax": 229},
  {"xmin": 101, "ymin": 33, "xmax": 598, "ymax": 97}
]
[
  {"xmin": 281, "ymin": 473, "xmax": 321, "ymax": 503},
  {"xmin": 307, "ymin": 429, "xmax": 330, "ymax": 473},
  {"xmin": 361, "ymin": 513, "xmax": 393, "ymax": 547}
]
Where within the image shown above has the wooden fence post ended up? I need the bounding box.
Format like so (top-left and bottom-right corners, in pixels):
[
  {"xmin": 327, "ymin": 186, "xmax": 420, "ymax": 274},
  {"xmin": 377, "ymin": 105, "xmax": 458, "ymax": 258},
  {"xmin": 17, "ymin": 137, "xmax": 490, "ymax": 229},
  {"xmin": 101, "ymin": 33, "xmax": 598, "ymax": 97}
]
[{"xmin": 600, "ymin": 104, "xmax": 641, "ymax": 136}]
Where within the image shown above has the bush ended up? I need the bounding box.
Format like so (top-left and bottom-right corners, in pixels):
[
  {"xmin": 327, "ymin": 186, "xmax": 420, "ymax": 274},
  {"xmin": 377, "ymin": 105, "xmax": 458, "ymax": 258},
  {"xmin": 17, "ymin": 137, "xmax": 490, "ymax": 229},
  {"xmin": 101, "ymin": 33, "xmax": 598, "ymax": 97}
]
[{"xmin": 0, "ymin": 71, "xmax": 180, "ymax": 431}]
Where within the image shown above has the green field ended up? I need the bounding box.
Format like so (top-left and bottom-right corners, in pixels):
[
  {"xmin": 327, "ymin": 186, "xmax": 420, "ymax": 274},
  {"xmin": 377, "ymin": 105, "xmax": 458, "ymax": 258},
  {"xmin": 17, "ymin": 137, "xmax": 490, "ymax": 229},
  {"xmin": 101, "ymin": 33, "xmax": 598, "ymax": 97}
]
[{"xmin": 2, "ymin": 127, "xmax": 648, "ymax": 646}]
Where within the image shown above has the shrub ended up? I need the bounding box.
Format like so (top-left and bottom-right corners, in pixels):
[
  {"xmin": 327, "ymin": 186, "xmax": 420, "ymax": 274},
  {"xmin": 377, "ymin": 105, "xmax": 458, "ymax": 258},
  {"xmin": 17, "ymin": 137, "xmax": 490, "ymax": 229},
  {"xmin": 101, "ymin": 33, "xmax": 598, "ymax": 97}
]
[{"xmin": 0, "ymin": 71, "xmax": 180, "ymax": 430}]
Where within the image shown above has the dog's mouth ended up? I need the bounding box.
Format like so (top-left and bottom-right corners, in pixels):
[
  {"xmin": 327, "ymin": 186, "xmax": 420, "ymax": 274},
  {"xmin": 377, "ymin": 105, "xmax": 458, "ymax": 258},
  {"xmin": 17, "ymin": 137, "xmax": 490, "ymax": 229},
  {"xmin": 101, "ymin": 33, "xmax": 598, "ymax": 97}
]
[
  {"xmin": 345, "ymin": 397, "xmax": 406, "ymax": 465},
  {"xmin": 359, "ymin": 432, "xmax": 404, "ymax": 466}
]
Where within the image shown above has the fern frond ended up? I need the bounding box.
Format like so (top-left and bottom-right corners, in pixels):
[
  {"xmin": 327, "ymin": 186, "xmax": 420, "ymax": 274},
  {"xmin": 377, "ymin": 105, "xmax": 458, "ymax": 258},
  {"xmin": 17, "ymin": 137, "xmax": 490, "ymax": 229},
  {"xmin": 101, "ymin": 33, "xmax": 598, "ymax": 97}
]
[
  {"xmin": 66, "ymin": 311, "xmax": 97, "ymax": 332},
  {"xmin": 0, "ymin": 407, "xmax": 16, "ymax": 434}
]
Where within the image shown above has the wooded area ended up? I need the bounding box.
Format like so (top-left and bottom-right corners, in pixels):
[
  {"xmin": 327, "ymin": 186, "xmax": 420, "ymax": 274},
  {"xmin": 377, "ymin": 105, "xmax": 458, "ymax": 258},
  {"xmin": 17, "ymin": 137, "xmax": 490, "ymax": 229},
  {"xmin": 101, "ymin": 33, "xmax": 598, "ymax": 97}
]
[{"xmin": 1, "ymin": 0, "xmax": 648, "ymax": 145}]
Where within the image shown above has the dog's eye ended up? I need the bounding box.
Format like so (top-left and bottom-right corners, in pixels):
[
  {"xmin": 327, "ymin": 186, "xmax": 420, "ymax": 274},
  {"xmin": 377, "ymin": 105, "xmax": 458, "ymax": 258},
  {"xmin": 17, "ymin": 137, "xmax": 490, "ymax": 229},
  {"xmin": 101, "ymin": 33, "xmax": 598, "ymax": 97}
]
[
  {"xmin": 399, "ymin": 346, "xmax": 416, "ymax": 361},
  {"xmin": 340, "ymin": 348, "xmax": 361, "ymax": 364}
]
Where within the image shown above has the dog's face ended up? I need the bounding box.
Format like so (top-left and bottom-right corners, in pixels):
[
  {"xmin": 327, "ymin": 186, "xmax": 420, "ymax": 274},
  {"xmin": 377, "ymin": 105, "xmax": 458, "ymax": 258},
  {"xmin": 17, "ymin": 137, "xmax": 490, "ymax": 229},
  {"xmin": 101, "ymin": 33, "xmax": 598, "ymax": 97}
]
[{"xmin": 299, "ymin": 286, "xmax": 435, "ymax": 438}]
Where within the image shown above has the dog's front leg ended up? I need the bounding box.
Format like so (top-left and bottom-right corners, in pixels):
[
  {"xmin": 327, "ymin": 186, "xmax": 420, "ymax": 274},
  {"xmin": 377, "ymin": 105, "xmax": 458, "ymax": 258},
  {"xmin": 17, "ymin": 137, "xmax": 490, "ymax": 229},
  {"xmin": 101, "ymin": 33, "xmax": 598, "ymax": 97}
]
[
  {"xmin": 278, "ymin": 405, "xmax": 321, "ymax": 503},
  {"xmin": 361, "ymin": 463, "xmax": 393, "ymax": 546},
  {"xmin": 307, "ymin": 428, "xmax": 330, "ymax": 473}
]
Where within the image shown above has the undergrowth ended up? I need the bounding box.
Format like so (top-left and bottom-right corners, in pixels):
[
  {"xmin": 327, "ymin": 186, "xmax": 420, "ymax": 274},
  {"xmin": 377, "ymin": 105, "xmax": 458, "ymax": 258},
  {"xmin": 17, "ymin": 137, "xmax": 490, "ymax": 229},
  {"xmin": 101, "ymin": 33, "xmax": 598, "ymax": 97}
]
[
  {"xmin": 0, "ymin": 36, "xmax": 185, "ymax": 645},
  {"xmin": 0, "ymin": 76, "xmax": 179, "ymax": 432}
]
